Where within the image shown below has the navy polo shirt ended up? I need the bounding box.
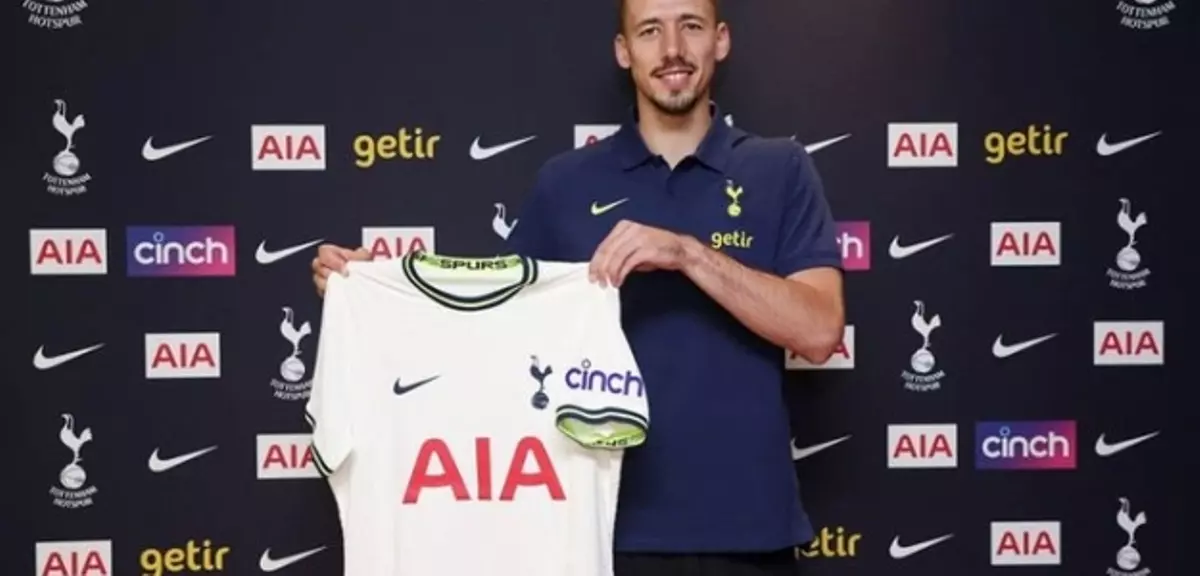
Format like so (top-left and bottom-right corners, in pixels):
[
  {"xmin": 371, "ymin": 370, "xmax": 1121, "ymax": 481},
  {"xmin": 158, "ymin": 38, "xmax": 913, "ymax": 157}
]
[{"xmin": 505, "ymin": 104, "xmax": 843, "ymax": 553}]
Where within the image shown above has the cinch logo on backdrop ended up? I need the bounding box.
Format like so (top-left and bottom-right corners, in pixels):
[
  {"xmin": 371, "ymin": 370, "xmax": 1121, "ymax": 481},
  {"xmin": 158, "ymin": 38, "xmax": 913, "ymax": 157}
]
[
  {"xmin": 1093, "ymin": 321, "xmax": 1163, "ymax": 366},
  {"xmin": 887, "ymin": 122, "xmax": 957, "ymax": 168},
  {"xmin": 990, "ymin": 521, "xmax": 1061, "ymax": 566},
  {"xmin": 353, "ymin": 126, "xmax": 441, "ymax": 168},
  {"xmin": 257, "ymin": 434, "xmax": 318, "ymax": 479},
  {"xmin": 798, "ymin": 526, "xmax": 861, "ymax": 558},
  {"xmin": 984, "ymin": 124, "xmax": 1068, "ymax": 165},
  {"xmin": 126, "ymin": 226, "xmax": 236, "ymax": 277},
  {"xmin": 887, "ymin": 423, "xmax": 957, "ymax": 468},
  {"xmin": 140, "ymin": 540, "xmax": 230, "ymax": 576},
  {"xmin": 30, "ymin": 228, "xmax": 108, "ymax": 275},
  {"xmin": 975, "ymin": 421, "xmax": 1076, "ymax": 469},
  {"xmin": 362, "ymin": 227, "xmax": 436, "ymax": 260},
  {"xmin": 145, "ymin": 333, "xmax": 221, "ymax": 379},
  {"xmin": 786, "ymin": 325, "xmax": 854, "ymax": 370},
  {"xmin": 835, "ymin": 221, "xmax": 870, "ymax": 270},
  {"xmin": 991, "ymin": 222, "xmax": 1061, "ymax": 266},
  {"xmin": 36, "ymin": 540, "xmax": 112, "ymax": 576},
  {"xmin": 574, "ymin": 124, "xmax": 620, "ymax": 148},
  {"xmin": 251, "ymin": 125, "xmax": 325, "ymax": 171}
]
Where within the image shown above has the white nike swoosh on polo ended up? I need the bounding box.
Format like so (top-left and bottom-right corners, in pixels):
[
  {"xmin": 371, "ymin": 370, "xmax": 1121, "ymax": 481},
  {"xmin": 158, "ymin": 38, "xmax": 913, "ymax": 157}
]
[
  {"xmin": 33, "ymin": 343, "xmax": 105, "ymax": 370},
  {"xmin": 469, "ymin": 135, "xmax": 537, "ymax": 160},
  {"xmin": 805, "ymin": 134, "xmax": 851, "ymax": 154},
  {"xmin": 888, "ymin": 234, "xmax": 953, "ymax": 259},
  {"xmin": 143, "ymin": 135, "xmax": 213, "ymax": 161},
  {"xmin": 259, "ymin": 546, "xmax": 327, "ymax": 572},
  {"xmin": 992, "ymin": 333, "xmax": 1057, "ymax": 359},
  {"xmin": 1095, "ymin": 431, "xmax": 1159, "ymax": 457},
  {"xmin": 1096, "ymin": 131, "xmax": 1161, "ymax": 156},
  {"xmin": 791, "ymin": 435, "xmax": 851, "ymax": 461},
  {"xmin": 148, "ymin": 445, "xmax": 218, "ymax": 473},
  {"xmin": 889, "ymin": 534, "xmax": 953, "ymax": 559},
  {"xmin": 256, "ymin": 239, "xmax": 324, "ymax": 265}
]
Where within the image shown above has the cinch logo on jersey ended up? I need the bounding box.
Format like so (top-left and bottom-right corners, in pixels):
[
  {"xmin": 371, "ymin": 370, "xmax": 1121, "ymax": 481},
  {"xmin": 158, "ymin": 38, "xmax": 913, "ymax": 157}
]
[
  {"xmin": 835, "ymin": 221, "xmax": 870, "ymax": 271},
  {"xmin": 1116, "ymin": 0, "xmax": 1174, "ymax": 29},
  {"xmin": 140, "ymin": 540, "xmax": 230, "ymax": 576},
  {"xmin": 887, "ymin": 122, "xmax": 957, "ymax": 167},
  {"xmin": 975, "ymin": 421, "xmax": 1076, "ymax": 469},
  {"xmin": 984, "ymin": 124, "xmax": 1068, "ymax": 165},
  {"xmin": 991, "ymin": 222, "xmax": 1061, "ymax": 266},
  {"xmin": 251, "ymin": 125, "xmax": 325, "ymax": 170},
  {"xmin": 888, "ymin": 424, "xmax": 957, "ymax": 468},
  {"xmin": 30, "ymin": 228, "xmax": 107, "ymax": 275},
  {"xmin": 564, "ymin": 359, "xmax": 645, "ymax": 397},
  {"xmin": 1093, "ymin": 321, "xmax": 1163, "ymax": 366},
  {"xmin": 36, "ymin": 540, "xmax": 112, "ymax": 576},
  {"xmin": 574, "ymin": 124, "xmax": 620, "ymax": 148},
  {"xmin": 403, "ymin": 436, "xmax": 565, "ymax": 504},
  {"xmin": 990, "ymin": 521, "xmax": 1061, "ymax": 565},
  {"xmin": 362, "ymin": 227, "xmax": 435, "ymax": 260},
  {"xmin": 787, "ymin": 325, "xmax": 854, "ymax": 370},
  {"xmin": 126, "ymin": 226, "xmax": 236, "ymax": 277},
  {"xmin": 256, "ymin": 433, "xmax": 319, "ymax": 479},
  {"xmin": 798, "ymin": 526, "xmax": 861, "ymax": 558},
  {"xmin": 145, "ymin": 333, "xmax": 221, "ymax": 379},
  {"xmin": 353, "ymin": 126, "xmax": 441, "ymax": 168}
]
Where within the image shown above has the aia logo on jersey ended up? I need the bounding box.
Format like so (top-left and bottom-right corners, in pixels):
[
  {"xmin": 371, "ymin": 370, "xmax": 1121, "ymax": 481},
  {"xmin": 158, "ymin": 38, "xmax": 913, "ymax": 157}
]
[
  {"xmin": 362, "ymin": 227, "xmax": 435, "ymax": 260},
  {"xmin": 887, "ymin": 123, "xmax": 958, "ymax": 168},
  {"xmin": 1093, "ymin": 321, "xmax": 1163, "ymax": 365},
  {"xmin": 251, "ymin": 125, "xmax": 326, "ymax": 170},
  {"xmin": 786, "ymin": 325, "xmax": 855, "ymax": 370},
  {"xmin": 30, "ymin": 229, "xmax": 107, "ymax": 275},
  {"xmin": 990, "ymin": 521, "xmax": 1061, "ymax": 565},
  {"xmin": 574, "ymin": 124, "xmax": 620, "ymax": 149},
  {"xmin": 404, "ymin": 436, "xmax": 564, "ymax": 504},
  {"xmin": 126, "ymin": 226, "xmax": 236, "ymax": 277},
  {"xmin": 887, "ymin": 424, "xmax": 957, "ymax": 468},
  {"xmin": 145, "ymin": 333, "xmax": 220, "ymax": 379},
  {"xmin": 256, "ymin": 434, "xmax": 318, "ymax": 479},
  {"xmin": 991, "ymin": 222, "xmax": 1061, "ymax": 266},
  {"xmin": 835, "ymin": 222, "xmax": 870, "ymax": 271},
  {"xmin": 36, "ymin": 540, "xmax": 112, "ymax": 576}
]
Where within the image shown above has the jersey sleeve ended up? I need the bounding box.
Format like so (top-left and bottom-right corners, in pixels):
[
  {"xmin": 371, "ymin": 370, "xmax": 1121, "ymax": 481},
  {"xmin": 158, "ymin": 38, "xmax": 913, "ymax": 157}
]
[
  {"xmin": 554, "ymin": 287, "xmax": 649, "ymax": 450},
  {"xmin": 304, "ymin": 273, "xmax": 356, "ymax": 476},
  {"xmin": 774, "ymin": 142, "xmax": 844, "ymax": 277}
]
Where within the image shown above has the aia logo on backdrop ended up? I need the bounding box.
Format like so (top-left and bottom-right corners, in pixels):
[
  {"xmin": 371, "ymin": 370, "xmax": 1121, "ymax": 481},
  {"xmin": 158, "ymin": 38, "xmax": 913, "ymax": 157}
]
[
  {"xmin": 887, "ymin": 424, "xmax": 957, "ymax": 468},
  {"xmin": 975, "ymin": 421, "xmax": 1076, "ymax": 469},
  {"xmin": 257, "ymin": 434, "xmax": 319, "ymax": 479},
  {"xmin": 574, "ymin": 124, "xmax": 620, "ymax": 148},
  {"xmin": 1093, "ymin": 321, "xmax": 1163, "ymax": 365},
  {"xmin": 991, "ymin": 222, "xmax": 1060, "ymax": 266},
  {"xmin": 362, "ymin": 227, "xmax": 435, "ymax": 260},
  {"xmin": 30, "ymin": 229, "xmax": 107, "ymax": 275},
  {"xmin": 990, "ymin": 521, "xmax": 1061, "ymax": 565},
  {"xmin": 887, "ymin": 123, "xmax": 957, "ymax": 167},
  {"xmin": 835, "ymin": 221, "xmax": 870, "ymax": 270},
  {"xmin": 786, "ymin": 325, "xmax": 854, "ymax": 370},
  {"xmin": 251, "ymin": 125, "xmax": 326, "ymax": 170},
  {"xmin": 126, "ymin": 226, "xmax": 236, "ymax": 277},
  {"xmin": 145, "ymin": 333, "xmax": 221, "ymax": 379},
  {"xmin": 36, "ymin": 540, "xmax": 112, "ymax": 576}
]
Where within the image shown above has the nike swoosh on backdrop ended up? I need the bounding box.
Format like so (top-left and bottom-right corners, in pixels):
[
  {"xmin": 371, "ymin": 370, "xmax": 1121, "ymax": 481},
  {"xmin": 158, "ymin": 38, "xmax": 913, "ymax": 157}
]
[
  {"xmin": 804, "ymin": 134, "xmax": 851, "ymax": 154},
  {"xmin": 889, "ymin": 534, "xmax": 954, "ymax": 559},
  {"xmin": 259, "ymin": 546, "xmax": 327, "ymax": 572},
  {"xmin": 33, "ymin": 343, "xmax": 105, "ymax": 370},
  {"xmin": 591, "ymin": 198, "xmax": 629, "ymax": 216},
  {"xmin": 148, "ymin": 446, "xmax": 218, "ymax": 473},
  {"xmin": 888, "ymin": 234, "xmax": 953, "ymax": 259},
  {"xmin": 256, "ymin": 239, "xmax": 324, "ymax": 265},
  {"xmin": 394, "ymin": 375, "xmax": 440, "ymax": 395},
  {"xmin": 1095, "ymin": 431, "xmax": 1159, "ymax": 457},
  {"xmin": 470, "ymin": 135, "xmax": 537, "ymax": 160},
  {"xmin": 142, "ymin": 135, "xmax": 213, "ymax": 161},
  {"xmin": 1095, "ymin": 131, "xmax": 1161, "ymax": 156},
  {"xmin": 791, "ymin": 435, "xmax": 851, "ymax": 461},
  {"xmin": 992, "ymin": 333, "xmax": 1057, "ymax": 359}
]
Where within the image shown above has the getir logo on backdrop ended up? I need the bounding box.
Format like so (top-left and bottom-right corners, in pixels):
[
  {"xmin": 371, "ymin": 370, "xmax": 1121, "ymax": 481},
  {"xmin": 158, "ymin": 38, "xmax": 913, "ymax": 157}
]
[
  {"xmin": 835, "ymin": 222, "xmax": 870, "ymax": 270},
  {"xmin": 251, "ymin": 125, "xmax": 325, "ymax": 170},
  {"xmin": 990, "ymin": 521, "xmax": 1061, "ymax": 565},
  {"xmin": 126, "ymin": 226, "xmax": 236, "ymax": 277},
  {"xmin": 984, "ymin": 124, "xmax": 1067, "ymax": 165},
  {"xmin": 353, "ymin": 127, "xmax": 441, "ymax": 168},
  {"xmin": 798, "ymin": 526, "xmax": 861, "ymax": 558},
  {"xmin": 140, "ymin": 539, "xmax": 230, "ymax": 576},
  {"xmin": 30, "ymin": 229, "xmax": 107, "ymax": 275},
  {"xmin": 1093, "ymin": 321, "xmax": 1163, "ymax": 365},
  {"xmin": 887, "ymin": 123, "xmax": 957, "ymax": 167},
  {"xmin": 787, "ymin": 326, "xmax": 854, "ymax": 370},
  {"xmin": 145, "ymin": 333, "xmax": 221, "ymax": 379},
  {"xmin": 37, "ymin": 540, "xmax": 112, "ymax": 576},
  {"xmin": 257, "ymin": 433, "xmax": 318, "ymax": 479},
  {"xmin": 975, "ymin": 421, "xmax": 1076, "ymax": 469},
  {"xmin": 362, "ymin": 227, "xmax": 435, "ymax": 260},
  {"xmin": 888, "ymin": 424, "xmax": 957, "ymax": 468},
  {"xmin": 574, "ymin": 124, "xmax": 621, "ymax": 148},
  {"xmin": 991, "ymin": 222, "xmax": 1060, "ymax": 266}
]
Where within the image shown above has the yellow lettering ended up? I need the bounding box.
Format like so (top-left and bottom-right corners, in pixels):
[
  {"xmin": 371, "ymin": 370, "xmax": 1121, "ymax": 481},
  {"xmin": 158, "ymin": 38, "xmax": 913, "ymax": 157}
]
[
  {"xmin": 140, "ymin": 539, "xmax": 231, "ymax": 576},
  {"xmin": 799, "ymin": 526, "xmax": 861, "ymax": 558},
  {"xmin": 354, "ymin": 127, "xmax": 441, "ymax": 168},
  {"xmin": 710, "ymin": 230, "xmax": 754, "ymax": 251},
  {"xmin": 984, "ymin": 124, "xmax": 1068, "ymax": 164}
]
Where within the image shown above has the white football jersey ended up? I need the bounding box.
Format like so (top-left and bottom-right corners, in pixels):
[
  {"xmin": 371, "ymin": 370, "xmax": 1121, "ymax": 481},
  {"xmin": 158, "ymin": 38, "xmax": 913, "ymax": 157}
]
[{"xmin": 305, "ymin": 252, "xmax": 648, "ymax": 576}]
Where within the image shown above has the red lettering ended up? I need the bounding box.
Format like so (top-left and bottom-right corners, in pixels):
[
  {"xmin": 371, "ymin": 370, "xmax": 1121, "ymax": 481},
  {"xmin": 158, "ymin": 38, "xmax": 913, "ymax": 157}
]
[
  {"xmin": 263, "ymin": 443, "xmax": 313, "ymax": 470},
  {"xmin": 151, "ymin": 342, "xmax": 215, "ymax": 369},
  {"xmin": 1099, "ymin": 330, "xmax": 1160, "ymax": 356},
  {"xmin": 367, "ymin": 236, "xmax": 428, "ymax": 260},
  {"xmin": 403, "ymin": 436, "xmax": 565, "ymax": 504},
  {"xmin": 37, "ymin": 239, "xmax": 102, "ymax": 266},
  {"xmin": 894, "ymin": 433, "xmax": 953, "ymax": 459},
  {"xmin": 258, "ymin": 135, "xmax": 321, "ymax": 161},
  {"xmin": 997, "ymin": 231, "xmax": 1056, "ymax": 256},
  {"xmin": 893, "ymin": 132, "xmax": 954, "ymax": 159},
  {"xmin": 997, "ymin": 530, "xmax": 1057, "ymax": 556},
  {"xmin": 42, "ymin": 550, "xmax": 109, "ymax": 576}
]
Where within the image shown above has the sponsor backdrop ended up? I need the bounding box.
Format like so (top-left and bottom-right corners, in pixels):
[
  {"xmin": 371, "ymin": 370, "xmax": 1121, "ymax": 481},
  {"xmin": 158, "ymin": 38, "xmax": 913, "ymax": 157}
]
[{"xmin": 11, "ymin": 1, "xmax": 1183, "ymax": 575}]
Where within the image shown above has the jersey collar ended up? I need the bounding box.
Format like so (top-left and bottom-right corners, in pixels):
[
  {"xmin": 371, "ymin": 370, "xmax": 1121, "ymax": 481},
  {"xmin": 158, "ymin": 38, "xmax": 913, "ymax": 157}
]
[{"xmin": 612, "ymin": 101, "xmax": 743, "ymax": 173}]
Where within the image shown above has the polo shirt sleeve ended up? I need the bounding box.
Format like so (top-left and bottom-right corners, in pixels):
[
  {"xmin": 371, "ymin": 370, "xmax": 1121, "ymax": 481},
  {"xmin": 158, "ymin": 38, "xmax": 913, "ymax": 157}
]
[
  {"xmin": 304, "ymin": 273, "xmax": 356, "ymax": 477},
  {"xmin": 504, "ymin": 165, "xmax": 556, "ymax": 260},
  {"xmin": 774, "ymin": 145, "xmax": 844, "ymax": 277}
]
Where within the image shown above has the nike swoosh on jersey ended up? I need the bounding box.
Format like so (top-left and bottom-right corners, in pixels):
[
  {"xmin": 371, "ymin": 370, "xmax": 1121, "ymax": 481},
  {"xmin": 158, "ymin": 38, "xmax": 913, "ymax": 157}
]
[
  {"xmin": 1095, "ymin": 131, "xmax": 1161, "ymax": 156},
  {"xmin": 591, "ymin": 198, "xmax": 629, "ymax": 216},
  {"xmin": 259, "ymin": 546, "xmax": 327, "ymax": 572},
  {"xmin": 791, "ymin": 435, "xmax": 851, "ymax": 461},
  {"xmin": 33, "ymin": 343, "xmax": 105, "ymax": 370},
  {"xmin": 256, "ymin": 239, "xmax": 324, "ymax": 265},
  {"xmin": 394, "ymin": 375, "xmax": 440, "ymax": 395},
  {"xmin": 888, "ymin": 234, "xmax": 953, "ymax": 259},
  {"xmin": 889, "ymin": 534, "xmax": 953, "ymax": 559},
  {"xmin": 992, "ymin": 333, "xmax": 1057, "ymax": 358},
  {"xmin": 148, "ymin": 445, "xmax": 218, "ymax": 473},
  {"xmin": 1095, "ymin": 431, "xmax": 1159, "ymax": 457},
  {"xmin": 804, "ymin": 134, "xmax": 851, "ymax": 154},
  {"xmin": 142, "ymin": 135, "xmax": 213, "ymax": 161},
  {"xmin": 469, "ymin": 135, "xmax": 536, "ymax": 160}
]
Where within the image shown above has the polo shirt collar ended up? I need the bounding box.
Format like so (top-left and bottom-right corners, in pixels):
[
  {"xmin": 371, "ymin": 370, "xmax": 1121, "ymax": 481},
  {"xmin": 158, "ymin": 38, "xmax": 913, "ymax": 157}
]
[{"xmin": 613, "ymin": 101, "xmax": 738, "ymax": 172}]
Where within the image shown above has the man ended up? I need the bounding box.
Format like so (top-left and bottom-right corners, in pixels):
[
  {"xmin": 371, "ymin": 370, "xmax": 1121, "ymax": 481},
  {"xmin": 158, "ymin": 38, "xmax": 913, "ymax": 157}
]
[{"xmin": 312, "ymin": 0, "xmax": 845, "ymax": 574}]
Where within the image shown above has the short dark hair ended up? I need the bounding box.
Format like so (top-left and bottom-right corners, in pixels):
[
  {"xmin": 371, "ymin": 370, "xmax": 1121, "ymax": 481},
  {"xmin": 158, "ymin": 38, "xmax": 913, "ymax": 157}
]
[{"xmin": 617, "ymin": 0, "xmax": 721, "ymax": 33}]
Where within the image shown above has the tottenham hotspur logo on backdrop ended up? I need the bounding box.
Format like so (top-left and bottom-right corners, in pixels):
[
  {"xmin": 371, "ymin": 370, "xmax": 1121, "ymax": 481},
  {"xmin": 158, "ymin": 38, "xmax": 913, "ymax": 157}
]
[
  {"xmin": 51, "ymin": 413, "xmax": 98, "ymax": 509},
  {"xmin": 1107, "ymin": 198, "xmax": 1149, "ymax": 290},
  {"xmin": 902, "ymin": 300, "xmax": 945, "ymax": 391},
  {"xmin": 1109, "ymin": 497, "xmax": 1149, "ymax": 576},
  {"xmin": 24, "ymin": 0, "xmax": 88, "ymax": 29},
  {"xmin": 271, "ymin": 306, "xmax": 313, "ymax": 401},
  {"xmin": 44, "ymin": 99, "xmax": 92, "ymax": 196}
]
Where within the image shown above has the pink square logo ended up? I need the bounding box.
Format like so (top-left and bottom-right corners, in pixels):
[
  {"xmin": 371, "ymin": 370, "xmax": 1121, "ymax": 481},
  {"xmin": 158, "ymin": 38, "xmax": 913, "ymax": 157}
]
[{"xmin": 836, "ymin": 221, "xmax": 870, "ymax": 271}]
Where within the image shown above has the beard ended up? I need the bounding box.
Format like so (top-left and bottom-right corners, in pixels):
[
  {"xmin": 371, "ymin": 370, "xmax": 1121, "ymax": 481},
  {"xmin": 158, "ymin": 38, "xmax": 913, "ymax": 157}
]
[{"xmin": 646, "ymin": 88, "xmax": 702, "ymax": 116}]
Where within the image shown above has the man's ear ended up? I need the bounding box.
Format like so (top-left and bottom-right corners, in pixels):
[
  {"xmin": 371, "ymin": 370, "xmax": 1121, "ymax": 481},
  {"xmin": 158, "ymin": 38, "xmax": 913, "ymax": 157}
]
[{"xmin": 614, "ymin": 34, "xmax": 632, "ymax": 69}]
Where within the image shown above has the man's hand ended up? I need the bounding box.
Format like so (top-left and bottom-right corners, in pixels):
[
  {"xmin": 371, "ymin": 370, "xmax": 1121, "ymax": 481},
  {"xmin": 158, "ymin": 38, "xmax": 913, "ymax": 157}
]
[
  {"xmin": 312, "ymin": 244, "xmax": 372, "ymax": 297},
  {"xmin": 589, "ymin": 220, "xmax": 693, "ymax": 288}
]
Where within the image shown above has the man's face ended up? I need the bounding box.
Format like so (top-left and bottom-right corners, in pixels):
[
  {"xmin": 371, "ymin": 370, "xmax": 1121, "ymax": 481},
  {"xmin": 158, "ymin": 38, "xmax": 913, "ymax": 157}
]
[{"xmin": 615, "ymin": 0, "xmax": 729, "ymax": 116}]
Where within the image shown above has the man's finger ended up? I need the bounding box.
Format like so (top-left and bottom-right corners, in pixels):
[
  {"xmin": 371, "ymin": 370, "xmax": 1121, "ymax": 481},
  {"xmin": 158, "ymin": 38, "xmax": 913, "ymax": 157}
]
[
  {"xmin": 612, "ymin": 245, "xmax": 649, "ymax": 288},
  {"xmin": 601, "ymin": 232, "xmax": 641, "ymax": 287},
  {"xmin": 591, "ymin": 222, "xmax": 639, "ymax": 282}
]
